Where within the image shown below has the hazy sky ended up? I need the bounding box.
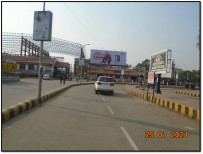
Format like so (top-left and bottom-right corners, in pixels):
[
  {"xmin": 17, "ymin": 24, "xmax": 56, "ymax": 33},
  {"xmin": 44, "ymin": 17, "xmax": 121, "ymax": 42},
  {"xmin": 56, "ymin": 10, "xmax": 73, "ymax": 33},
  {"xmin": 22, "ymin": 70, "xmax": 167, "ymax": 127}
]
[{"xmin": 2, "ymin": 2, "xmax": 200, "ymax": 70}]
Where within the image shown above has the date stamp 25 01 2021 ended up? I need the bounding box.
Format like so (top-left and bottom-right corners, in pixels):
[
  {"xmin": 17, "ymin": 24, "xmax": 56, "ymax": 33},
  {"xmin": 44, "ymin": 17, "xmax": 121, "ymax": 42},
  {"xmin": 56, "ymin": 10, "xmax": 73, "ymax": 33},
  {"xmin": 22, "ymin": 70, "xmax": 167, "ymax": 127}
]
[{"xmin": 145, "ymin": 131, "xmax": 188, "ymax": 138}]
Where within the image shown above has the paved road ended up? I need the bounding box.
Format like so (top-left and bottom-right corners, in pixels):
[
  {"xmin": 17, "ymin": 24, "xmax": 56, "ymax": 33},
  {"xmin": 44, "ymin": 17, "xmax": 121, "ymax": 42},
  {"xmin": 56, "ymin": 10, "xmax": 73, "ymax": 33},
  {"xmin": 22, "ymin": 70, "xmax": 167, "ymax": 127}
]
[
  {"xmin": 2, "ymin": 84, "xmax": 200, "ymax": 151},
  {"xmin": 2, "ymin": 78, "xmax": 83, "ymax": 109}
]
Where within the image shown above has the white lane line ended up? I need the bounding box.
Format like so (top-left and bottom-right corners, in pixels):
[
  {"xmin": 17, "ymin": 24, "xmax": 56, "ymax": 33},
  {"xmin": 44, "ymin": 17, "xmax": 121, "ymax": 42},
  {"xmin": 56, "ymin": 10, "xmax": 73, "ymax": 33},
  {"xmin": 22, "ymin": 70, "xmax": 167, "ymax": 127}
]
[
  {"xmin": 4, "ymin": 126, "xmax": 12, "ymax": 130},
  {"xmin": 185, "ymin": 126, "xmax": 195, "ymax": 130},
  {"xmin": 102, "ymin": 98, "xmax": 106, "ymax": 102},
  {"xmin": 107, "ymin": 106, "xmax": 114, "ymax": 115},
  {"xmin": 120, "ymin": 127, "xmax": 139, "ymax": 151}
]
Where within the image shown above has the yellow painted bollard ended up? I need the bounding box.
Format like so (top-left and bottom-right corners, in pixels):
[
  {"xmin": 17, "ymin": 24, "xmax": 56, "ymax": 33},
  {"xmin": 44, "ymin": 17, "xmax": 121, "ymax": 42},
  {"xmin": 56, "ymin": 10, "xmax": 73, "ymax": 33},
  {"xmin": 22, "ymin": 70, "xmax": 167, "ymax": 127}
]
[
  {"xmin": 188, "ymin": 108, "xmax": 193, "ymax": 118},
  {"xmin": 160, "ymin": 99, "xmax": 163, "ymax": 106},
  {"xmin": 34, "ymin": 98, "xmax": 39, "ymax": 106},
  {"xmin": 196, "ymin": 93, "xmax": 199, "ymax": 97},
  {"xmin": 10, "ymin": 106, "xmax": 19, "ymax": 117},
  {"xmin": 144, "ymin": 94, "xmax": 146, "ymax": 100},
  {"xmin": 197, "ymin": 110, "xmax": 200, "ymax": 120},
  {"xmin": 169, "ymin": 102, "xmax": 173, "ymax": 110},
  {"xmin": 193, "ymin": 93, "xmax": 196, "ymax": 97},
  {"xmin": 189, "ymin": 93, "xmax": 192, "ymax": 96},
  {"xmin": 156, "ymin": 98, "xmax": 159, "ymax": 105},
  {"xmin": 181, "ymin": 105, "xmax": 185, "ymax": 115},
  {"xmin": 153, "ymin": 97, "xmax": 156, "ymax": 103},
  {"xmin": 150, "ymin": 96, "xmax": 153, "ymax": 102},
  {"xmin": 165, "ymin": 100, "xmax": 168, "ymax": 108},
  {"xmin": 2, "ymin": 109, "xmax": 10, "ymax": 122},
  {"xmin": 174, "ymin": 103, "xmax": 178, "ymax": 112}
]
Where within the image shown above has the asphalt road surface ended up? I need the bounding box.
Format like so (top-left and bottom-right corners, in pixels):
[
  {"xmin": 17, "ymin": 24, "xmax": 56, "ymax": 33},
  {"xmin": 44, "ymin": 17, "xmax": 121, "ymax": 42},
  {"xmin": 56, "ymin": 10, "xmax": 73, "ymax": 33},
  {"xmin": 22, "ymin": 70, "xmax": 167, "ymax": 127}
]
[{"xmin": 2, "ymin": 84, "xmax": 200, "ymax": 151}]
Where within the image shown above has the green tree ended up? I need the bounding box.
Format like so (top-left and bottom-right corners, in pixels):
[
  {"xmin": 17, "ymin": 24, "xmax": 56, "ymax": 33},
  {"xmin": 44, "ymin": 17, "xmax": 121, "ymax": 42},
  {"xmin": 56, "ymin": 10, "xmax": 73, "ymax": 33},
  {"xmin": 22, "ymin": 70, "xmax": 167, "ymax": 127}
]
[
  {"xmin": 124, "ymin": 64, "xmax": 132, "ymax": 68},
  {"xmin": 134, "ymin": 59, "xmax": 150, "ymax": 72}
]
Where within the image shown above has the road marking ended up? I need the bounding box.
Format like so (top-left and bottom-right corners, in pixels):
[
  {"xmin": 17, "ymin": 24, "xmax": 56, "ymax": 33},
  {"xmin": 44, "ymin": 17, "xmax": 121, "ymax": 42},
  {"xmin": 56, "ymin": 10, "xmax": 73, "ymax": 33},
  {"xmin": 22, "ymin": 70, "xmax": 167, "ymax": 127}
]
[
  {"xmin": 107, "ymin": 106, "xmax": 114, "ymax": 115},
  {"xmin": 4, "ymin": 126, "xmax": 12, "ymax": 130},
  {"xmin": 120, "ymin": 127, "xmax": 139, "ymax": 151},
  {"xmin": 102, "ymin": 98, "xmax": 106, "ymax": 102},
  {"xmin": 185, "ymin": 126, "xmax": 195, "ymax": 130}
]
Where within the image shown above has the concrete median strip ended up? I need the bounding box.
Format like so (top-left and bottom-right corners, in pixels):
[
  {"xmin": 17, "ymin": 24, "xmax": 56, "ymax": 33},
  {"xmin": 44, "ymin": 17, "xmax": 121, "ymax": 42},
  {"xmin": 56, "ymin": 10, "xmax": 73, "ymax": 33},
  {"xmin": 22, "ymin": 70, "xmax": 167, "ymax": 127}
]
[
  {"xmin": 175, "ymin": 90, "xmax": 200, "ymax": 97},
  {"xmin": 2, "ymin": 82, "xmax": 94, "ymax": 123},
  {"xmin": 123, "ymin": 88, "xmax": 200, "ymax": 121}
]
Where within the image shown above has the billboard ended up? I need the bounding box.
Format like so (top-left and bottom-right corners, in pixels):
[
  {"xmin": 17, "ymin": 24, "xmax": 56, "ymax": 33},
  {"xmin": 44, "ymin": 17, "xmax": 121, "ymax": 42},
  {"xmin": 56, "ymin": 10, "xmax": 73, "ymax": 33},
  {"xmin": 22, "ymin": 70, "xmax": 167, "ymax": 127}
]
[
  {"xmin": 150, "ymin": 49, "xmax": 172, "ymax": 74},
  {"xmin": 90, "ymin": 49, "xmax": 126, "ymax": 66},
  {"xmin": 161, "ymin": 60, "xmax": 174, "ymax": 78},
  {"xmin": 33, "ymin": 11, "xmax": 53, "ymax": 41}
]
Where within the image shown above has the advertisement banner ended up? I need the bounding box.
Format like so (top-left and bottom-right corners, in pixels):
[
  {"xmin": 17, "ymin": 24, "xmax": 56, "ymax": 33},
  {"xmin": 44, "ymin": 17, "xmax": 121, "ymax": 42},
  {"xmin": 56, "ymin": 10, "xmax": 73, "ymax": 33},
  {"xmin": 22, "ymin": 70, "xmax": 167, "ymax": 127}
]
[
  {"xmin": 150, "ymin": 49, "xmax": 168, "ymax": 74},
  {"xmin": 33, "ymin": 11, "xmax": 53, "ymax": 41},
  {"xmin": 79, "ymin": 57, "xmax": 85, "ymax": 66},
  {"xmin": 148, "ymin": 72, "xmax": 155, "ymax": 84},
  {"xmin": 90, "ymin": 49, "xmax": 126, "ymax": 66}
]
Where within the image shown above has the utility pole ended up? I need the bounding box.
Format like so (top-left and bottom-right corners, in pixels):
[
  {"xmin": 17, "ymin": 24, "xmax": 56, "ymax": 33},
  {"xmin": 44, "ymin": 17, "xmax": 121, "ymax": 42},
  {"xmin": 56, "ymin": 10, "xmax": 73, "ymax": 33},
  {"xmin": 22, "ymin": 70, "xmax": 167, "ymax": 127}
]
[
  {"xmin": 38, "ymin": 2, "xmax": 45, "ymax": 98},
  {"xmin": 79, "ymin": 44, "xmax": 90, "ymax": 84}
]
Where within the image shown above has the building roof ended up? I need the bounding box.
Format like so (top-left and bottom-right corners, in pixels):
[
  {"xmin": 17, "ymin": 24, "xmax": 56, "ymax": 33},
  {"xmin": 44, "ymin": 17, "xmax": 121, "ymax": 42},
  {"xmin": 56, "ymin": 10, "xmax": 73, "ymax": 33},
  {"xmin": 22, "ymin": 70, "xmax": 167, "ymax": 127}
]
[
  {"xmin": 2, "ymin": 55, "xmax": 56, "ymax": 65},
  {"xmin": 104, "ymin": 67, "xmax": 132, "ymax": 72},
  {"xmin": 55, "ymin": 62, "xmax": 69, "ymax": 68}
]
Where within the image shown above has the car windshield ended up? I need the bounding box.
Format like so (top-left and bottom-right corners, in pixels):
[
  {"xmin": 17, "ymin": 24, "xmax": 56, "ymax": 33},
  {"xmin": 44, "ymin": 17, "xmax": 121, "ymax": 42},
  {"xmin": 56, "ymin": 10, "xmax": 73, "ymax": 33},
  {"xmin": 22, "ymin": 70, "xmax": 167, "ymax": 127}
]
[{"xmin": 98, "ymin": 77, "xmax": 113, "ymax": 82}]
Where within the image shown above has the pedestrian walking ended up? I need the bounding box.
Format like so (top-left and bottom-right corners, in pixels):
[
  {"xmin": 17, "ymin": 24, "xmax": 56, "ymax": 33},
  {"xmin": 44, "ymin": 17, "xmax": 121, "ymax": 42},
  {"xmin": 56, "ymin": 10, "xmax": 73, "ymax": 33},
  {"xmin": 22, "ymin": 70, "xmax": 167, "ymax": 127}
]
[
  {"xmin": 63, "ymin": 75, "xmax": 66, "ymax": 84},
  {"xmin": 60, "ymin": 75, "xmax": 63, "ymax": 84}
]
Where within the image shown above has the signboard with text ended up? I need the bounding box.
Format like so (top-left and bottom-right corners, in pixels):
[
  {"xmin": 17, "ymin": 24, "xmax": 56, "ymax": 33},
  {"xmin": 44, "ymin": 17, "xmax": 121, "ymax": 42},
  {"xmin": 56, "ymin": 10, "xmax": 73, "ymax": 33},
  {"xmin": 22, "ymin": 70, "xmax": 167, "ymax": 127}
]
[
  {"xmin": 90, "ymin": 49, "xmax": 126, "ymax": 66},
  {"xmin": 148, "ymin": 72, "xmax": 155, "ymax": 84},
  {"xmin": 79, "ymin": 57, "xmax": 85, "ymax": 66},
  {"xmin": 33, "ymin": 11, "xmax": 53, "ymax": 41},
  {"xmin": 150, "ymin": 49, "xmax": 171, "ymax": 74}
]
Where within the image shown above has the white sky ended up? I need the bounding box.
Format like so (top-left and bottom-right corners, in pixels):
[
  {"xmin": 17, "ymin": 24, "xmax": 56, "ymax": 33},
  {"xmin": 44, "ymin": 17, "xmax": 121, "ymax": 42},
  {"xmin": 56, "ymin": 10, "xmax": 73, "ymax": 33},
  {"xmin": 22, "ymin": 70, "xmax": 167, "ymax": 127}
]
[{"xmin": 2, "ymin": 2, "xmax": 200, "ymax": 70}]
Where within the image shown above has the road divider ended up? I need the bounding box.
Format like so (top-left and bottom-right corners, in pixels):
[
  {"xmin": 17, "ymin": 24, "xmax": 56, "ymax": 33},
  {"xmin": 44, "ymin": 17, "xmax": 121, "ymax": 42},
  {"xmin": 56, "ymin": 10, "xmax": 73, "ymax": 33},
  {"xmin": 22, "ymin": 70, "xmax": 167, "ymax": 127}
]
[
  {"xmin": 175, "ymin": 90, "xmax": 200, "ymax": 97},
  {"xmin": 2, "ymin": 82, "xmax": 94, "ymax": 123},
  {"xmin": 123, "ymin": 88, "xmax": 200, "ymax": 121}
]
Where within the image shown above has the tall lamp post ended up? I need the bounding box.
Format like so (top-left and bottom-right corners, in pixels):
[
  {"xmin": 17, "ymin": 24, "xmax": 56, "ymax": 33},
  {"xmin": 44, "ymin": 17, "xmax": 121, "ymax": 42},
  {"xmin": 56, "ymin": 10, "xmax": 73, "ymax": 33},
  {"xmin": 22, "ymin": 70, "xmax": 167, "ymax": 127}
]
[{"xmin": 80, "ymin": 44, "xmax": 90, "ymax": 84}]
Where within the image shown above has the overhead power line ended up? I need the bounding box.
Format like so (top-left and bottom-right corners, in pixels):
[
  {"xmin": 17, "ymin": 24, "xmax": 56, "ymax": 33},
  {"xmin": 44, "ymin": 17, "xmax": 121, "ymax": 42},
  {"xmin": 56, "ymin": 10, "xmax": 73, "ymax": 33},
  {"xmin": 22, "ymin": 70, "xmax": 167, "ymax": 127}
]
[{"xmin": 63, "ymin": 3, "xmax": 103, "ymax": 49}]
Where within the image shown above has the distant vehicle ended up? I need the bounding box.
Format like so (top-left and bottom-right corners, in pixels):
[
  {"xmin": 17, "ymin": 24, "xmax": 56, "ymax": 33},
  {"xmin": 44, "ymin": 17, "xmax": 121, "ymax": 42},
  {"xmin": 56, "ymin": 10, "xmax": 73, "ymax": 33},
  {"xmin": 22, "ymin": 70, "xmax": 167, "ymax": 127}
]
[
  {"xmin": 94, "ymin": 76, "xmax": 114, "ymax": 95},
  {"xmin": 185, "ymin": 83, "xmax": 195, "ymax": 90},
  {"xmin": 15, "ymin": 72, "xmax": 23, "ymax": 78},
  {"xmin": 43, "ymin": 74, "xmax": 50, "ymax": 80}
]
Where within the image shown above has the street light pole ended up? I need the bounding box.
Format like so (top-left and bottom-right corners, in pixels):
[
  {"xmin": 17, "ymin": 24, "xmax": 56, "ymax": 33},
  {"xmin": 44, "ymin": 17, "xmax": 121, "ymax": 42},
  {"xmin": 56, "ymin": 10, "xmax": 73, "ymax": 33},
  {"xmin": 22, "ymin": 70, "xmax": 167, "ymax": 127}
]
[
  {"xmin": 80, "ymin": 44, "xmax": 90, "ymax": 84},
  {"xmin": 38, "ymin": 2, "xmax": 45, "ymax": 98}
]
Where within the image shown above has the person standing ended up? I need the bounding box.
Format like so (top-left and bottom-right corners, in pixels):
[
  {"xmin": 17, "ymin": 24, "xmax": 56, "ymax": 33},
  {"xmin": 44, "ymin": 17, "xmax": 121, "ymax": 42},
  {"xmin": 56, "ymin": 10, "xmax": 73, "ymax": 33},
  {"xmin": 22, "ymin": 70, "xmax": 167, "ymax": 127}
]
[
  {"xmin": 63, "ymin": 75, "xmax": 66, "ymax": 84},
  {"xmin": 60, "ymin": 75, "xmax": 63, "ymax": 84}
]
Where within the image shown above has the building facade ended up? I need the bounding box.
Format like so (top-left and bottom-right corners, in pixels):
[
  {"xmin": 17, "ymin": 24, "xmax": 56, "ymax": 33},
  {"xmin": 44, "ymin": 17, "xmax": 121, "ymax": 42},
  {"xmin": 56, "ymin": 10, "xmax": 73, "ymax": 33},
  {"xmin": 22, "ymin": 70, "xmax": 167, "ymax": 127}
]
[{"xmin": 2, "ymin": 54, "xmax": 69, "ymax": 78}]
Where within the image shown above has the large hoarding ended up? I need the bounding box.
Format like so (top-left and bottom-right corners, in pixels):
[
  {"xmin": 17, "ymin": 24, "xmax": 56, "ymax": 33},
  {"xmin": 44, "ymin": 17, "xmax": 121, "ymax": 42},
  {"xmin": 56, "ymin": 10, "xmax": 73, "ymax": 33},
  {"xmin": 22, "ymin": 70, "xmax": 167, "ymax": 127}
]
[
  {"xmin": 150, "ymin": 49, "xmax": 171, "ymax": 74},
  {"xmin": 33, "ymin": 11, "xmax": 53, "ymax": 41},
  {"xmin": 90, "ymin": 49, "xmax": 126, "ymax": 66}
]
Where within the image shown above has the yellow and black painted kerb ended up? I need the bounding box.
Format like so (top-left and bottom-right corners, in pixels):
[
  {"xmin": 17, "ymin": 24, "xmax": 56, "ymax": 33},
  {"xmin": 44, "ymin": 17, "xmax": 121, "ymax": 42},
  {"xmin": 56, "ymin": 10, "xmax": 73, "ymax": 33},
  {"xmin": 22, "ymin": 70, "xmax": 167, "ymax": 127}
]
[
  {"xmin": 2, "ymin": 82, "xmax": 94, "ymax": 123},
  {"xmin": 175, "ymin": 90, "xmax": 200, "ymax": 97},
  {"xmin": 123, "ymin": 88, "xmax": 200, "ymax": 121}
]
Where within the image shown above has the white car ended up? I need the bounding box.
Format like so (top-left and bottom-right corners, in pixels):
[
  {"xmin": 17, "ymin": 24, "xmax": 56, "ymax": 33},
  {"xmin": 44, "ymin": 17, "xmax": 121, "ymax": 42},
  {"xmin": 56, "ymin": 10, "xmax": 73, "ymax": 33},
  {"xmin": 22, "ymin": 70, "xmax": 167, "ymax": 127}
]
[
  {"xmin": 94, "ymin": 76, "xmax": 114, "ymax": 95},
  {"xmin": 43, "ymin": 74, "xmax": 50, "ymax": 80}
]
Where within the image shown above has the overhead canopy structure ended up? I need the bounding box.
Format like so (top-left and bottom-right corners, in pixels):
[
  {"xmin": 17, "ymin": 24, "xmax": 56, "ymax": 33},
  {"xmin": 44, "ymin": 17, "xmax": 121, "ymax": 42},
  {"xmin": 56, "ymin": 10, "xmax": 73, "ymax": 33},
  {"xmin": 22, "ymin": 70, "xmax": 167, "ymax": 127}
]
[{"xmin": 2, "ymin": 32, "xmax": 86, "ymax": 57}]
